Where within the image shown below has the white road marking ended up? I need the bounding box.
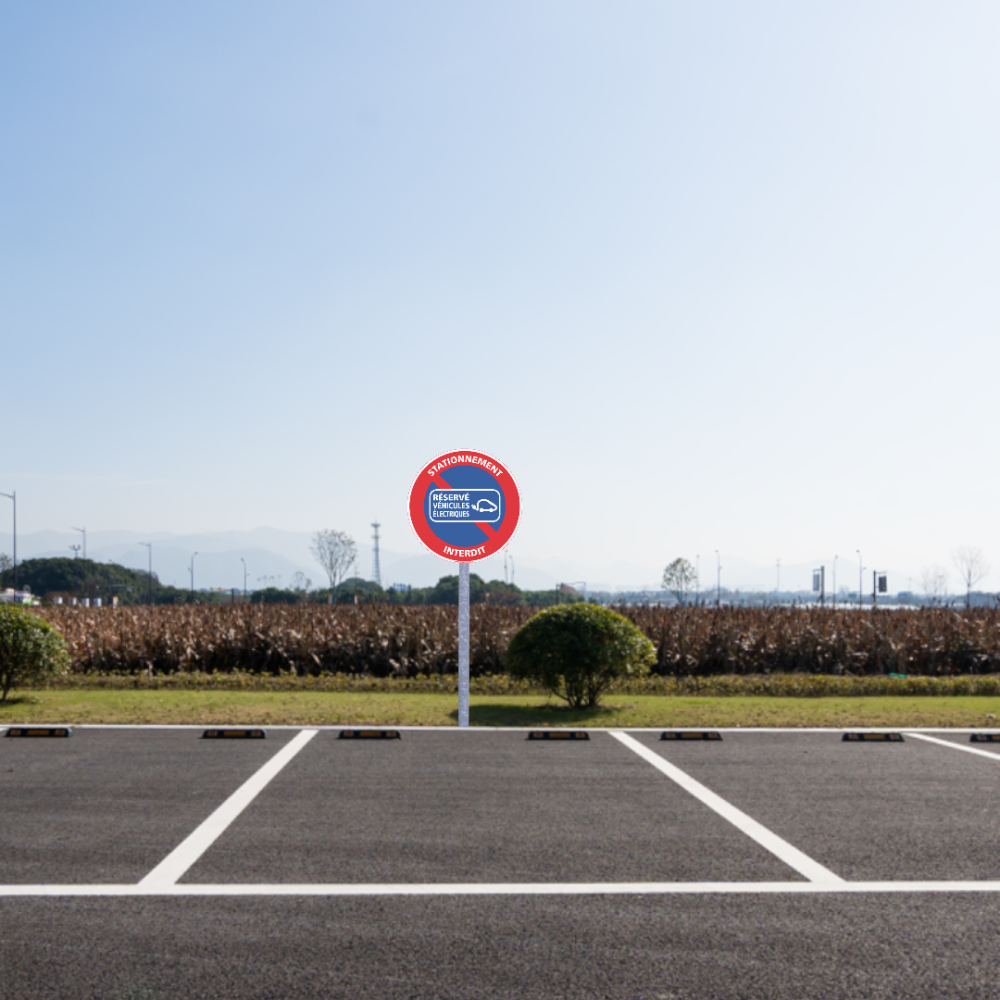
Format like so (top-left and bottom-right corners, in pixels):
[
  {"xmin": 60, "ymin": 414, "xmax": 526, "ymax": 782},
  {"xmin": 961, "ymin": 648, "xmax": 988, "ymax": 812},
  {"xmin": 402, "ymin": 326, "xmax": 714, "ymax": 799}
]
[
  {"xmin": 138, "ymin": 728, "xmax": 318, "ymax": 888},
  {"xmin": 904, "ymin": 732, "xmax": 1000, "ymax": 760},
  {"xmin": 3, "ymin": 880, "xmax": 1000, "ymax": 897},
  {"xmin": 609, "ymin": 731, "xmax": 844, "ymax": 885}
]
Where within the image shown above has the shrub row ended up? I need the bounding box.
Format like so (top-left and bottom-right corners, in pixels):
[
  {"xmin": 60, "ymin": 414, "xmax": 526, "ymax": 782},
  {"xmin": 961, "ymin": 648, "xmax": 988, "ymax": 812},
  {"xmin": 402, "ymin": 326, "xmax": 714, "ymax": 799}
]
[{"xmin": 31, "ymin": 604, "xmax": 1000, "ymax": 679}]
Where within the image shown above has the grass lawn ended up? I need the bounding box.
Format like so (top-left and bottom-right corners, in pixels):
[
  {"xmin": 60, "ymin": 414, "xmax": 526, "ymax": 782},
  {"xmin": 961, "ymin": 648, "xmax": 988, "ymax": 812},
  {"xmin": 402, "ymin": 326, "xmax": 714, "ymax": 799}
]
[{"xmin": 2, "ymin": 689, "xmax": 1000, "ymax": 727}]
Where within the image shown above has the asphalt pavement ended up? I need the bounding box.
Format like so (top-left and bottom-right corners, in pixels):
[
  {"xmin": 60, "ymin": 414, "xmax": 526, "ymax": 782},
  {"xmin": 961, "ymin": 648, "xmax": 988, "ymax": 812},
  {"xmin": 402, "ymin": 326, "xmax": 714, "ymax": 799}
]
[{"xmin": 2, "ymin": 726, "xmax": 1000, "ymax": 999}]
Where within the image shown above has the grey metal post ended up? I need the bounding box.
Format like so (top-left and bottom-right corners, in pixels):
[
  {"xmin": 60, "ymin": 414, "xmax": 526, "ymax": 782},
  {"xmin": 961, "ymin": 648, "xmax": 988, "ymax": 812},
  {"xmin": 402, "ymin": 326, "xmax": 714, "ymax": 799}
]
[
  {"xmin": 458, "ymin": 562, "xmax": 470, "ymax": 727},
  {"xmin": 73, "ymin": 526, "xmax": 86, "ymax": 560},
  {"xmin": 0, "ymin": 491, "xmax": 15, "ymax": 591}
]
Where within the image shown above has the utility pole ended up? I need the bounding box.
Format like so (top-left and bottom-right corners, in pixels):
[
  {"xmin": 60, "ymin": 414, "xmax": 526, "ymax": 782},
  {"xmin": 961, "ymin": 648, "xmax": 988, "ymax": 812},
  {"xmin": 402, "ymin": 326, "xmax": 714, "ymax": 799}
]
[
  {"xmin": 371, "ymin": 522, "xmax": 381, "ymax": 588},
  {"xmin": 189, "ymin": 552, "xmax": 198, "ymax": 600},
  {"xmin": 73, "ymin": 526, "xmax": 87, "ymax": 560},
  {"xmin": 139, "ymin": 542, "xmax": 152, "ymax": 604},
  {"xmin": 240, "ymin": 557, "xmax": 247, "ymax": 599},
  {"xmin": 0, "ymin": 490, "xmax": 15, "ymax": 591}
]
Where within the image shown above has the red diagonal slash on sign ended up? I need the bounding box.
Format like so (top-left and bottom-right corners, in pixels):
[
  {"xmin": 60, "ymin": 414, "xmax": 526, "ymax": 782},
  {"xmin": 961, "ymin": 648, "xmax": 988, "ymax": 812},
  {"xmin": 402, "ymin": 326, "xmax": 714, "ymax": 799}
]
[{"xmin": 432, "ymin": 475, "xmax": 498, "ymax": 535}]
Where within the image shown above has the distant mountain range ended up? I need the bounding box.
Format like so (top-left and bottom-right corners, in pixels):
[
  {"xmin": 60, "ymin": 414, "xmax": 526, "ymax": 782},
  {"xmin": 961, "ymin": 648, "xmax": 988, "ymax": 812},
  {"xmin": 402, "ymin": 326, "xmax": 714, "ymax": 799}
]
[{"xmin": 0, "ymin": 527, "xmax": 912, "ymax": 596}]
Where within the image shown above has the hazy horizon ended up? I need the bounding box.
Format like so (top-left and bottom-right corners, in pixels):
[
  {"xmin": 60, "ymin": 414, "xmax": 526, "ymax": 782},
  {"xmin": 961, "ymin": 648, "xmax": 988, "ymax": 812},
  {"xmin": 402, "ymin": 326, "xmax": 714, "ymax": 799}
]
[{"xmin": 0, "ymin": 525, "xmax": 965, "ymax": 597}]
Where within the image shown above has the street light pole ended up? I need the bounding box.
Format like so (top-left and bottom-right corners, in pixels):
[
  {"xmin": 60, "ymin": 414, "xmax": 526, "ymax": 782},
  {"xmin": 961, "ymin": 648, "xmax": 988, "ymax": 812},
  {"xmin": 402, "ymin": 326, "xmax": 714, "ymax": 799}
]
[
  {"xmin": 139, "ymin": 542, "xmax": 152, "ymax": 604},
  {"xmin": 73, "ymin": 526, "xmax": 87, "ymax": 560},
  {"xmin": 189, "ymin": 552, "xmax": 198, "ymax": 601},
  {"xmin": 0, "ymin": 490, "xmax": 15, "ymax": 591}
]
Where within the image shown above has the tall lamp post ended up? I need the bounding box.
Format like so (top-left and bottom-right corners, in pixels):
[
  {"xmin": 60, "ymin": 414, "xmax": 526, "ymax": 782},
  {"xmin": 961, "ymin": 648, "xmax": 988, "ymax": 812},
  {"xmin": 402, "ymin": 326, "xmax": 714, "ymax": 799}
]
[
  {"xmin": 856, "ymin": 550, "xmax": 862, "ymax": 609},
  {"xmin": 0, "ymin": 490, "xmax": 15, "ymax": 591},
  {"xmin": 72, "ymin": 526, "xmax": 87, "ymax": 560},
  {"xmin": 139, "ymin": 542, "xmax": 152, "ymax": 604},
  {"xmin": 189, "ymin": 552, "xmax": 198, "ymax": 601},
  {"xmin": 240, "ymin": 557, "xmax": 247, "ymax": 599}
]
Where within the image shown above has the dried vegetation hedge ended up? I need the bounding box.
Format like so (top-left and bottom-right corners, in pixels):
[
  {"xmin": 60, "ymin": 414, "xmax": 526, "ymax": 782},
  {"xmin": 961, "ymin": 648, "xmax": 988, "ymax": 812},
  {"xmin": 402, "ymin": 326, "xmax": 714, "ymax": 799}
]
[{"xmin": 32, "ymin": 605, "xmax": 1000, "ymax": 679}]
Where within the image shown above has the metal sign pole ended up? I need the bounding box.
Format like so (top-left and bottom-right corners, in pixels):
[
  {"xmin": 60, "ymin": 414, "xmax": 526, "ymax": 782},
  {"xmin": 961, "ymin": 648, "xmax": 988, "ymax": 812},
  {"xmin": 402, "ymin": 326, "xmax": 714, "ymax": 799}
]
[{"xmin": 458, "ymin": 562, "xmax": 470, "ymax": 727}]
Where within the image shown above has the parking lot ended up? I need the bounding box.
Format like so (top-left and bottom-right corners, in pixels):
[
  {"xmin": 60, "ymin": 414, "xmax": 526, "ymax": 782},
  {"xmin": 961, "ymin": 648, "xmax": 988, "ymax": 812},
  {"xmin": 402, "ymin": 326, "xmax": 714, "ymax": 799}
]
[{"xmin": 3, "ymin": 726, "xmax": 1000, "ymax": 998}]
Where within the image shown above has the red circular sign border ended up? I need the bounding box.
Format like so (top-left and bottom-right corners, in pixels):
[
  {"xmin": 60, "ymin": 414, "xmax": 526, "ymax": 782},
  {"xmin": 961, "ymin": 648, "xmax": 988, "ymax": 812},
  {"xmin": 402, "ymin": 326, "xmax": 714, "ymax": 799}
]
[{"xmin": 408, "ymin": 449, "xmax": 521, "ymax": 563}]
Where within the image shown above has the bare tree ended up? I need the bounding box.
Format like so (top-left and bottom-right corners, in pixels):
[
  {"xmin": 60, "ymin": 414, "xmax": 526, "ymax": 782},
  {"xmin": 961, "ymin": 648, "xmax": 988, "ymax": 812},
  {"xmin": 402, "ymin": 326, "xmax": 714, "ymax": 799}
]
[
  {"xmin": 953, "ymin": 546, "xmax": 990, "ymax": 608},
  {"xmin": 310, "ymin": 530, "xmax": 356, "ymax": 591},
  {"xmin": 662, "ymin": 557, "xmax": 697, "ymax": 606},
  {"xmin": 290, "ymin": 571, "xmax": 312, "ymax": 596},
  {"xmin": 919, "ymin": 565, "xmax": 949, "ymax": 605}
]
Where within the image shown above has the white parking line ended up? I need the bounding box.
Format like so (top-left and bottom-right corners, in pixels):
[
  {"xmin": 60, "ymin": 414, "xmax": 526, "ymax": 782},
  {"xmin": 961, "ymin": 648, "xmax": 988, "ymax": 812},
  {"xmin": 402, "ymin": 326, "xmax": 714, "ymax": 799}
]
[
  {"xmin": 610, "ymin": 731, "xmax": 844, "ymax": 885},
  {"xmin": 3, "ymin": 880, "xmax": 1000, "ymax": 897},
  {"xmin": 139, "ymin": 729, "xmax": 318, "ymax": 888},
  {"xmin": 904, "ymin": 732, "xmax": 1000, "ymax": 761}
]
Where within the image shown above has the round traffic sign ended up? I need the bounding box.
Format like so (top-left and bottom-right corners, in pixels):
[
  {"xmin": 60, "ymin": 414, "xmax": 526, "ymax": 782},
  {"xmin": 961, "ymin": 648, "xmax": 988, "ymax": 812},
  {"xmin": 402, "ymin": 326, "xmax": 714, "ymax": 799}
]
[{"xmin": 408, "ymin": 449, "xmax": 520, "ymax": 563}]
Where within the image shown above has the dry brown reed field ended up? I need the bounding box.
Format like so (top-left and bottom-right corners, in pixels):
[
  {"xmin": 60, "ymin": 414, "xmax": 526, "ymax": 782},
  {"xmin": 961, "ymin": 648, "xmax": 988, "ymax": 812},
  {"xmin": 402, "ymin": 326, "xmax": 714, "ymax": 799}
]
[{"xmin": 32, "ymin": 604, "xmax": 1000, "ymax": 680}]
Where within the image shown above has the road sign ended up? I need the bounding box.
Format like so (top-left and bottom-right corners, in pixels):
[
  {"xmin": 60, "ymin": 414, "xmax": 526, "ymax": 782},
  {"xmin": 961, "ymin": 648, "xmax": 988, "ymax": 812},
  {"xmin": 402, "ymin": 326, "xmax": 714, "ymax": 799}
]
[
  {"xmin": 409, "ymin": 450, "xmax": 520, "ymax": 729},
  {"xmin": 408, "ymin": 449, "xmax": 520, "ymax": 562}
]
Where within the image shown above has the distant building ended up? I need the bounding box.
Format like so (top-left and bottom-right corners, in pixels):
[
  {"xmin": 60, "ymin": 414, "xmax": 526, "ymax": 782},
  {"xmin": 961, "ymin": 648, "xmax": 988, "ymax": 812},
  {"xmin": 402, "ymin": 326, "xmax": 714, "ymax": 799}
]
[{"xmin": 0, "ymin": 587, "xmax": 38, "ymax": 606}]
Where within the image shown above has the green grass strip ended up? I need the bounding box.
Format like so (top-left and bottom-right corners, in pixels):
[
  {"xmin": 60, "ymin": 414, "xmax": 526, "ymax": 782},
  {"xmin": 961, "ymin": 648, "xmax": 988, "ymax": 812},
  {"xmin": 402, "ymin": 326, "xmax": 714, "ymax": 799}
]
[{"xmin": 3, "ymin": 689, "xmax": 1000, "ymax": 728}]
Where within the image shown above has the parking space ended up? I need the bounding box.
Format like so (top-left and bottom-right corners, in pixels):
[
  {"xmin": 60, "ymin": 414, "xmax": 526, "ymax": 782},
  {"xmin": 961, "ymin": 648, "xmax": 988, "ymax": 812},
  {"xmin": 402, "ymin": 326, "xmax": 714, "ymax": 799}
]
[
  {"xmin": 2, "ymin": 726, "xmax": 1000, "ymax": 892},
  {"xmin": 181, "ymin": 730, "xmax": 797, "ymax": 885},
  {"xmin": 0, "ymin": 729, "xmax": 296, "ymax": 884},
  {"xmin": 635, "ymin": 730, "xmax": 1000, "ymax": 881}
]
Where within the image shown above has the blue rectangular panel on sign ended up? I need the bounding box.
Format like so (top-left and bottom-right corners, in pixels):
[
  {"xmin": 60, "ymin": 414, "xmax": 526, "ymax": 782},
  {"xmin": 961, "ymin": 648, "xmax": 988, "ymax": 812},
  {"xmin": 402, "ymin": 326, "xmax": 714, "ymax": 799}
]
[{"xmin": 428, "ymin": 488, "xmax": 501, "ymax": 524}]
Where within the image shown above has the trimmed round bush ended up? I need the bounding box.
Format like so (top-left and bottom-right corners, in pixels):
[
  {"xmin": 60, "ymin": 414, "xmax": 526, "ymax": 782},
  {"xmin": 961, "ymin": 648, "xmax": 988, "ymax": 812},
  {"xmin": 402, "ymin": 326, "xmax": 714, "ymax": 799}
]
[
  {"xmin": 0, "ymin": 605, "xmax": 70, "ymax": 701},
  {"xmin": 505, "ymin": 604, "xmax": 655, "ymax": 708}
]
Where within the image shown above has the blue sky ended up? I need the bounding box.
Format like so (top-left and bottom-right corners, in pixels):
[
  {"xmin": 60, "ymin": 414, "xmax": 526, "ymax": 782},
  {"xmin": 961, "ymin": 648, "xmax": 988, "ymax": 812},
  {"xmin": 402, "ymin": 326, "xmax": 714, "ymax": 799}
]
[{"xmin": 3, "ymin": 1, "xmax": 999, "ymax": 590}]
